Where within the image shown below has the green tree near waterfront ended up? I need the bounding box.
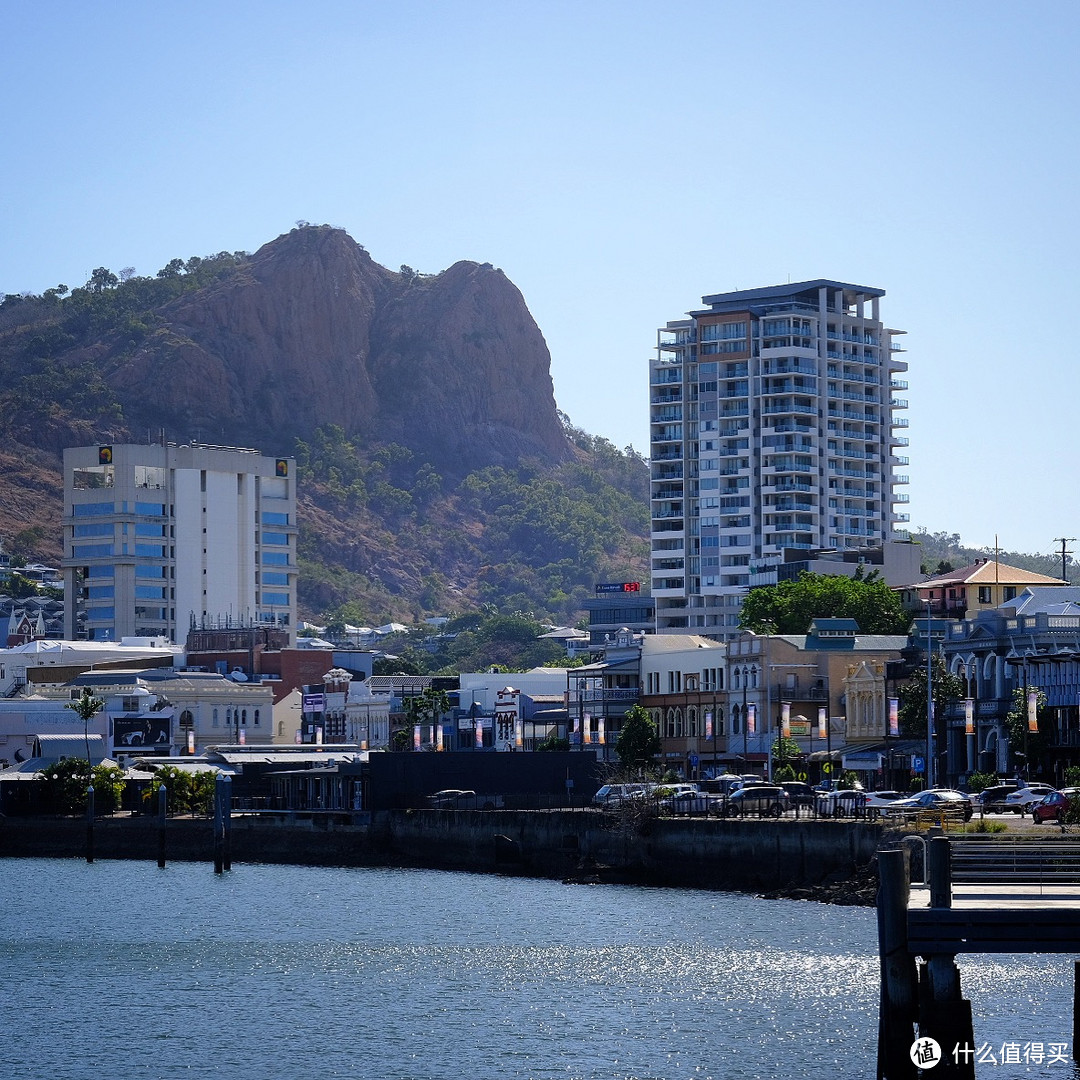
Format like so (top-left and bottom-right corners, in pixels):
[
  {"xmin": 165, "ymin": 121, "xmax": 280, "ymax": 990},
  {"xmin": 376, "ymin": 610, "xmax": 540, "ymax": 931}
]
[
  {"xmin": 739, "ymin": 570, "xmax": 909, "ymax": 635},
  {"xmin": 615, "ymin": 705, "xmax": 661, "ymax": 773},
  {"xmin": 148, "ymin": 765, "xmax": 216, "ymax": 815},
  {"xmin": 40, "ymin": 759, "xmax": 126, "ymax": 814}
]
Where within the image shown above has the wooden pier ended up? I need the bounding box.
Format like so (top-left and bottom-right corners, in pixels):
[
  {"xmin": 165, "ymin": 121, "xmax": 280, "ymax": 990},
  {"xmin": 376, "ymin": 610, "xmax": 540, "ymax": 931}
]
[{"xmin": 877, "ymin": 838, "xmax": 1080, "ymax": 1078}]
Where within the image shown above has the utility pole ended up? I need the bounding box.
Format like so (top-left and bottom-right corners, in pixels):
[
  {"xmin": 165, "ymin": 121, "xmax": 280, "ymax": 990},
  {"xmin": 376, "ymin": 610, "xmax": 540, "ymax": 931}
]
[{"xmin": 1054, "ymin": 537, "xmax": 1075, "ymax": 583}]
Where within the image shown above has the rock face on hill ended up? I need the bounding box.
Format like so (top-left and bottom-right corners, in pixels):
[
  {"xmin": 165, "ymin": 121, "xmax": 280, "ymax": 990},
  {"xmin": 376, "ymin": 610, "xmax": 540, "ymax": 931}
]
[{"xmin": 101, "ymin": 227, "xmax": 571, "ymax": 473}]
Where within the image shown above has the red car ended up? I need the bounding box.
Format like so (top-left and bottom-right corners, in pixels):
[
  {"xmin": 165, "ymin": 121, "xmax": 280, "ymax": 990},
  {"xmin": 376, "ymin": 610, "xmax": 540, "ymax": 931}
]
[{"xmin": 1032, "ymin": 788, "xmax": 1079, "ymax": 824}]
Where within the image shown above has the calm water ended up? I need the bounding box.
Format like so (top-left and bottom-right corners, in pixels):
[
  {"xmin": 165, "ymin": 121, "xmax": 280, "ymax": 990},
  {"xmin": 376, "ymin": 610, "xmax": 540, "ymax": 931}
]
[{"xmin": 0, "ymin": 858, "xmax": 1077, "ymax": 1080}]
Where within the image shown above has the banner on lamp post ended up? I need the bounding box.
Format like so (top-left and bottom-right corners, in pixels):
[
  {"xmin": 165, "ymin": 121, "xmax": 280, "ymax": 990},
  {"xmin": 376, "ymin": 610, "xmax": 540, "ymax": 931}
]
[
  {"xmin": 964, "ymin": 698, "xmax": 974, "ymax": 736},
  {"xmin": 597, "ymin": 716, "xmax": 605, "ymax": 745},
  {"xmin": 1028, "ymin": 689, "xmax": 1039, "ymax": 733},
  {"xmin": 889, "ymin": 698, "xmax": 899, "ymax": 738},
  {"xmin": 475, "ymin": 717, "xmax": 484, "ymax": 749},
  {"xmin": 818, "ymin": 706, "xmax": 828, "ymax": 741},
  {"xmin": 413, "ymin": 725, "xmax": 421, "ymax": 751},
  {"xmin": 582, "ymin": 712, "xmax": 591, "ymax": 746},
  {"xmin": 781, "ymin": 702, "xmax": 790, "ymax": 739},
  {"xmin": 705, "ymin": 710, "xmax": 713, "ymax": 740},
  {"xmin": 747, "ymin": 703, "xmax": 756, "ymax": 736}
]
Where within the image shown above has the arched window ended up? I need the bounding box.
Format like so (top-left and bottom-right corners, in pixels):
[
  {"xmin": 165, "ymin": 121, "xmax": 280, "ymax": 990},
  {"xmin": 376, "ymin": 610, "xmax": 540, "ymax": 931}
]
[
  {"xmin": 733, "ymin": 668, "xmax": 741, "ymax": 690},
  {"xmin": 687, "ymin": 705, "xmax": 698, "ymax": 737},
  {"xmin": 241, "ymin": 709, "xmax": 247, "ymax": 727},
  {"xmin": 278, "ymin": 721, "xmax": 284, "ymax": 737},
  {"xmin": 254, "ymin": 709, "xmax": 260, "ymax": 727},
  {"xmin": 212, "ymin": 708, "xmax": 219, "ymax": 728},
  {"xmin": 732, "ymin": 703, "xmax": 741, "ymax": 735},
  {"xmin": 750, "ymin": 666, "xmax": 759, "ymax": 689},
  {"xmin": 666, "ymin": 708, "xmax": 677, "ymax": 739}
]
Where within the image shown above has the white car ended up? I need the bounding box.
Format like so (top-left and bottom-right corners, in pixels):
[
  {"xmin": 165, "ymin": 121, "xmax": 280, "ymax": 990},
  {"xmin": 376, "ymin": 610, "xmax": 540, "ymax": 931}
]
[
  {"xmin": 1003, "ymin": 784, "xmax": 1055, "ymax": 814},
  {"xmin": 863, "ymin": 790, "xmax": 908, "ymax": 812}
]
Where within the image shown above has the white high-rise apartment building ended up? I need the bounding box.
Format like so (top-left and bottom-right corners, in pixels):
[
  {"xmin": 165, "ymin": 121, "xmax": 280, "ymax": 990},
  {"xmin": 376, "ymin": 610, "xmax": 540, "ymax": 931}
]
[
  {"xmin": 62, "ymin": 443, "xmax": 297, "ymax": 644},
  {"xmin": 649, "ymin": 280, "xmax": 909, "ymax": 639}
]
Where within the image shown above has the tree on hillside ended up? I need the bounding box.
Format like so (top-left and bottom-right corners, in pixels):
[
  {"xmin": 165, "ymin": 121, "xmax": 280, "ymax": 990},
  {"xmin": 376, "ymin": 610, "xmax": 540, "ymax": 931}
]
[
  {"xmin": 615, "ymin": 705, "xmax": 661, "ymax": 773},
  {"xmin": 738, "ymin": 571, "xmax": 908, "ymax": 635}
]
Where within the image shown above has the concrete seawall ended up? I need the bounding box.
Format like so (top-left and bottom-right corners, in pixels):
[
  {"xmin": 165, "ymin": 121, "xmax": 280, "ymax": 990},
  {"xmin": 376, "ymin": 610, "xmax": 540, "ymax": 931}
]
[{"xmin": 0, "ymin": 811, "xmax": 885, "ymax": 891}]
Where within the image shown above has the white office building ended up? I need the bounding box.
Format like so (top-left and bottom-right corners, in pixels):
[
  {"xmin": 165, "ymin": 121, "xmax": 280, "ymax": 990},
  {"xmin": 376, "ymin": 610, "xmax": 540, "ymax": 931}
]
[
  {"xmin": 62, "ymin": 443, "xmax": 297, "ymax": 644},
  {"xmin": 649, "ymin": 280, "xmax": 909, "ymax": 639}
]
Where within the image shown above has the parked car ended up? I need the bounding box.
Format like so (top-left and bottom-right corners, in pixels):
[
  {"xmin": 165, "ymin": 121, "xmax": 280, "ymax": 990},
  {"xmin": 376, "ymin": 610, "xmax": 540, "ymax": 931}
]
[
  {"xmin": 1031, "ymin": 789, "xmax": 1079, "ymax": 824},
  {"xmin": 426, "ymin": 789, "xmax": 505, "ymax": 810},
  {"xmin": 780, "ymin": 781, "xmax": 816, "ymax": 809},
  {"xmin": 863, "ymin": 790, "xmax": 907, "ymax": 810},
  {"xmin": 665, "ymin": 789, "xmax": 726, "ymax": 816},
  {"xmin": 881, "ymin": 788, "xmax": 974, "ymax": 822},
  {"xmin": 592, "ymin": 783, "xmax": 647, "ymax": 808},
  {"xmin": 1003, "ymin": 783, "xmax": 1056, "ymax": 814},
  {"xmin": 656, "ymin": 783, "xmax": 700, "ymax": 810},
  {"xmin": 727, "ymin": 784, "xmax": 790, "ymax": 818},
  {"xmin": 814, "ymin": 789, "xmax": 868, "ymax": 817},
  {"xmin": 975, "ymin": 782, "xmax": 1022, "ymax": 814}
]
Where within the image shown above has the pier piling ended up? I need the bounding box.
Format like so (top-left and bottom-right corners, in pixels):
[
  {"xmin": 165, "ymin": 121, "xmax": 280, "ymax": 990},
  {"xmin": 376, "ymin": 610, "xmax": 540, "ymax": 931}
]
[{"xmin": 157, "ymin": 785, "xmax": 167, "ymax": 868}]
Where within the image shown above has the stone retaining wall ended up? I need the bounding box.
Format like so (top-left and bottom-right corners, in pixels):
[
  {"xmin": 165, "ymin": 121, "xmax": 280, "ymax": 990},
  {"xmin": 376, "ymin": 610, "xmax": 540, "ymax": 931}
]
[{"xmin": 0, "ymin": 811, "xmax": 885, "ymax": 891}]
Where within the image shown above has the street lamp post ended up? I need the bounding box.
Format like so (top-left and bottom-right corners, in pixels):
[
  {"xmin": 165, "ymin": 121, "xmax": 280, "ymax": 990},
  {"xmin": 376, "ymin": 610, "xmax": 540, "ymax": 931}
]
[{"xmin": 926, "ymin": 595, "xmax": 935, "ymax": 789}]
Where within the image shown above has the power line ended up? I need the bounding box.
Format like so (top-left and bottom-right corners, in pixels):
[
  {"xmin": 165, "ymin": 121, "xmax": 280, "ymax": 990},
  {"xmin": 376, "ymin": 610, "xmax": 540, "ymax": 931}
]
[{"xmin": 1053, "ymin": 537, "xmax": 1075, "ymax": 583}]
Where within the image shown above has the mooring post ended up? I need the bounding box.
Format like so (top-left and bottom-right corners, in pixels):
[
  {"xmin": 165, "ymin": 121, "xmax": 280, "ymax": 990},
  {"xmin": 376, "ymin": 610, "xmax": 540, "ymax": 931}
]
[
  {"xmin": 213, "ymin": 774, "xmax": 224, "ymax": 875},
  {"xmin": 877, "ymin": 847, "xmax": 918, "ymax": 1079},
  {"xmin": 1073, "ymin": 961, "xmax": 1080, "ymax": 1063},
  {"xmin": 919, "ymin": 955, "xmax": 975, "ymax": 1079},
  {"xmin": 928, "ymin": 836, "xmax": 952, "ymax": 909},
  {"xmin": 222, "ymin": 774, "xmax": 232, "ymax": 872},
  {"xmin": 85, "ymin": 783, "xmax": 95, "ymax": 864},
  {"xmin": 157, "ymin": 784, "xmax": 167, "ymax": 869}
]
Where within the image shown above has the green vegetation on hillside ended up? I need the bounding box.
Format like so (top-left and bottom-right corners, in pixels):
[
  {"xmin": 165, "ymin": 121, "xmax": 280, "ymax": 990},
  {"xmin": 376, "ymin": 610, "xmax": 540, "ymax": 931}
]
[
  {"xmin": 0, "ymin": 253, "xmax": 249, "ymax": 442},
  {"xmin": 911, "ymin": 528, "xmax": 1069, "ymax": 581},
  {"xmin": 294, "ymin": 422, "xmax": 649, "ymax": 625}
]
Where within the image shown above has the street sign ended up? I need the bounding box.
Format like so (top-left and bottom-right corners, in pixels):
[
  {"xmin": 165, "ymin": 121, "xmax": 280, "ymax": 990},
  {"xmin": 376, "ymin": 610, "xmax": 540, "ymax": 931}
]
[
  {"xmin": 689, "ymin": 753, "xmax": 699, "ymax": 768},
  {"xmin": 912, "ymin": 755, "xmax": 925, "ymax": 773}
]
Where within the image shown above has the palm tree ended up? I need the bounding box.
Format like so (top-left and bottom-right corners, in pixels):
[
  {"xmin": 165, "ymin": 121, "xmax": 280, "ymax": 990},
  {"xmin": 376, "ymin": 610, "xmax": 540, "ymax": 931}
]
[{"xmin": 66, "ymin": 687, "xmax": 105, "ymax": 795}]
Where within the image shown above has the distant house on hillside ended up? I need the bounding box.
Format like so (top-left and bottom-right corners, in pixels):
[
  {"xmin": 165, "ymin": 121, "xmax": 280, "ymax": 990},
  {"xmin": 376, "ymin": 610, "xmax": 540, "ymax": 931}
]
[{"xmin": 901, "ymin": 559, "xmax": 1067, "ymax": 621}]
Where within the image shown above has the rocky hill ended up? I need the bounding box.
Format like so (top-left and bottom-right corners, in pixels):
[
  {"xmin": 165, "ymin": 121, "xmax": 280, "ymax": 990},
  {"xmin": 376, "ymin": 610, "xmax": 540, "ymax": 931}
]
[{"xmin": 0, "ymin": 228, "xmax": 649, "ymax": 622}]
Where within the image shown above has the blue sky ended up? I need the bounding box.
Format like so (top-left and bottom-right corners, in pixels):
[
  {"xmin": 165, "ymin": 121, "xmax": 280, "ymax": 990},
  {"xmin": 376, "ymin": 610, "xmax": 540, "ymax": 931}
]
[{"xmin": 2, "ymin": 1, "xmax": 1077, "ymax": 558}]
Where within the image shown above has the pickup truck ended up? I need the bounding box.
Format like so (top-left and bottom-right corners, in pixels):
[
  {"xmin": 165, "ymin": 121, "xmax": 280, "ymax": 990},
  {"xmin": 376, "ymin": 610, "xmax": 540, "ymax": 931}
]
[{"xmin": 426, "ymin": 789, "xmax": 505, "ymax": 810}]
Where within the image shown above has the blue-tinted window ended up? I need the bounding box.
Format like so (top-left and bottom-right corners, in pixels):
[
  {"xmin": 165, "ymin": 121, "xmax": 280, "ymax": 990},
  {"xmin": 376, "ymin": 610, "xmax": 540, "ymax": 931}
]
[
  {"xmin": 135, "ymin": 544, "xmax": 166, "ymax": 558},
  {"xmin": 74, "ymin": 523, "xmax": 112, "ymax": 538},
  {"xmin": 135, "ymin": 523, "xmax": 165, "ymax": 537},
  {"xmin": 261, "ymin": 531, "xmax": 289, "ymax": 546},
  {"xmin": 262, "ymin": 511, "xmax": 289, "ymax": 526},
  {"xmin": 87, "ymin": 607, "xmax": 115, "ymax": 620},
  {"xmin": 73, "ymin": 502, "xmax": 113, "ymax": 517},
  {"xmin": 86, "ymin": 585, "xmax": 115, "ymax": 599},
  {"xmin": 261, "ymin": 592, "xmax": 290, "ymax": 606},
  {"xmin": 135, "ymin": 585, "xmax": 167, "ymax": 599},
  {"xmin": 136, "ymin": 565, "xmax": 167, "ymax": 578},
  {"xmin": 86, "ymin": 566, "xmax": 114, "ymax": 578},
  {"xmin": 262, "ymin": 572, "xmax": 290, "ymax": 586},
  {"xmin": 74, "ymin": 543, "xmax": 114, "ymax": 558},
  {"xmin": 135, "ymin": 502, "xmax": 166, "ymax": 516},
  {"xmin": 262, "ymin": 552, "xmax": 290, "ymax": 566}
]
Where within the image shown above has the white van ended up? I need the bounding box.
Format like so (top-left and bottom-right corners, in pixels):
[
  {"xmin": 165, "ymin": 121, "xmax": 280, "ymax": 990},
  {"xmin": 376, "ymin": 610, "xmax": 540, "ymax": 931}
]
[{"xmin": 592, "ymin": 783, "xmax": 646, "ymax": 807}]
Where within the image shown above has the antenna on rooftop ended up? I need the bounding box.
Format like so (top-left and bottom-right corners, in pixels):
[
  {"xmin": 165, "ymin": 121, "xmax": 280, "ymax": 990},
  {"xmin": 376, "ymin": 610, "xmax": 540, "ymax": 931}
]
[{"xmin": 1054, "ymin": 537, "xmax": 1075, "ymax": 583}]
